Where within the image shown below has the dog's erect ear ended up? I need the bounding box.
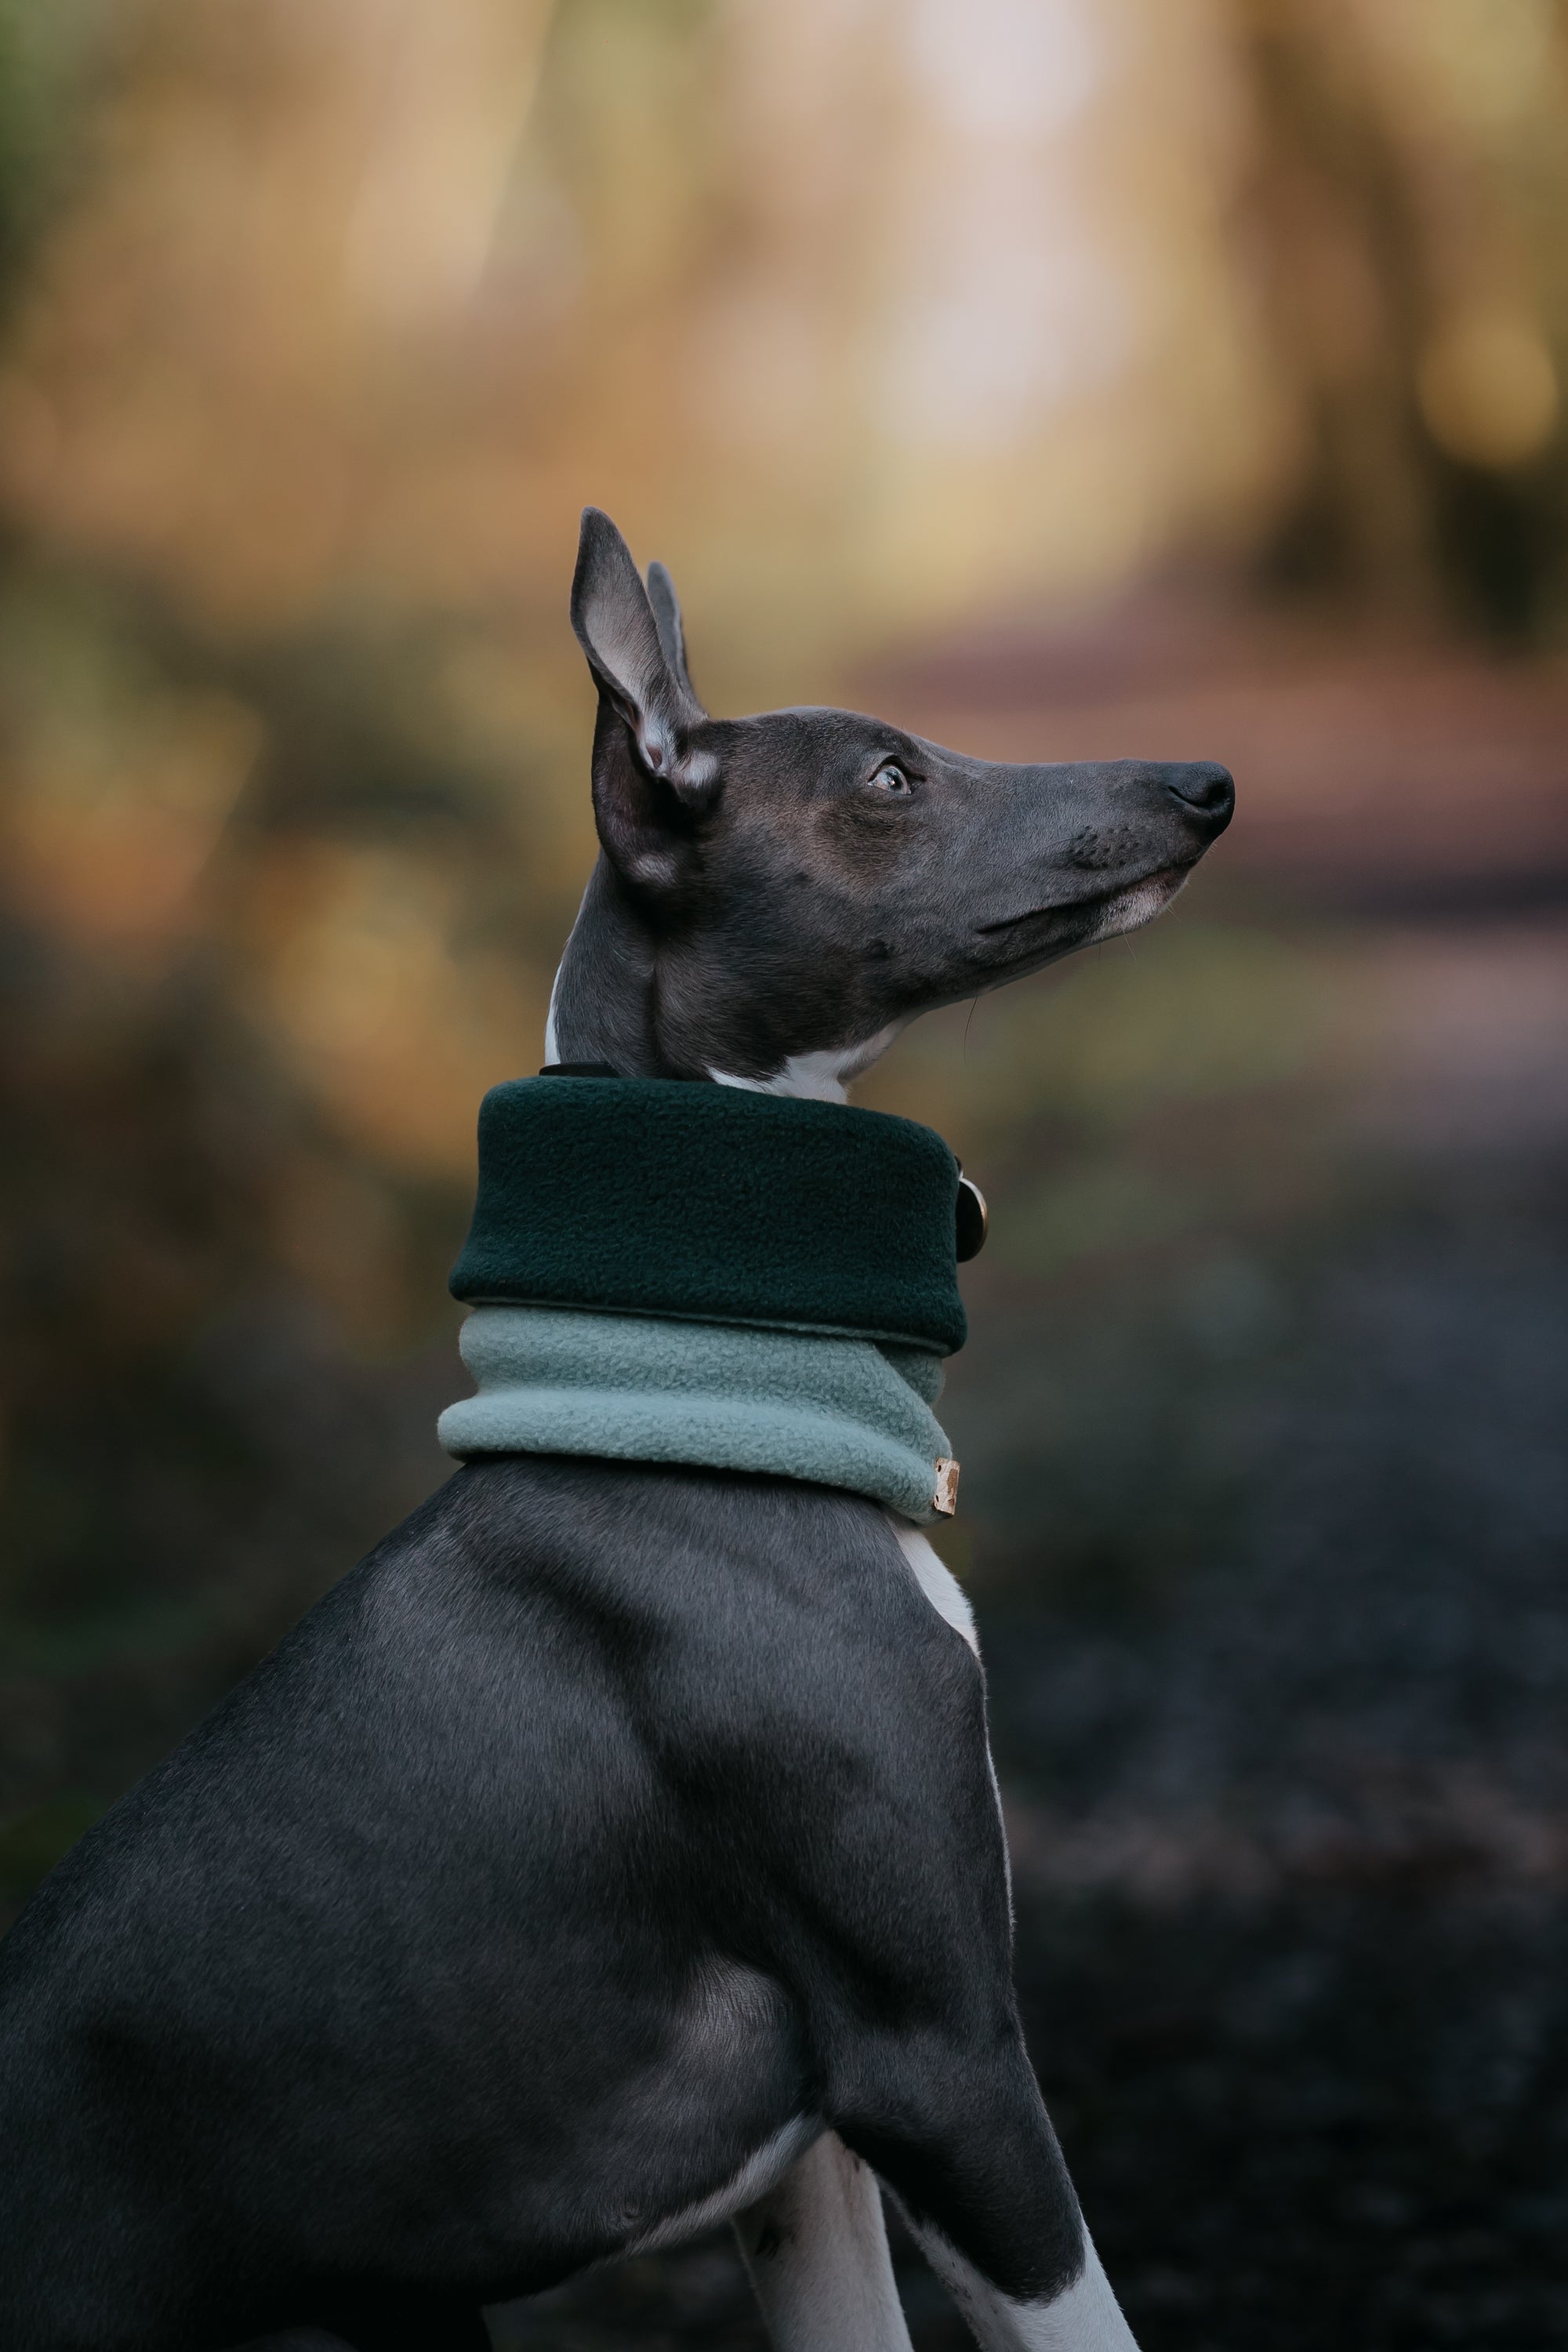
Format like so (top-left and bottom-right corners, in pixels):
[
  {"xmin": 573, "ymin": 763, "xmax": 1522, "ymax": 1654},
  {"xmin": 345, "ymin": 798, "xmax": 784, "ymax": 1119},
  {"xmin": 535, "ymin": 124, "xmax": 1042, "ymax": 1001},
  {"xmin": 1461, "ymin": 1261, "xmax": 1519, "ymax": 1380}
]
[
  {"xmin": 571, "ymin": 509, "xmax": 709, "ymax": 780},
  {"xmin": 572, "ymin": 509, "xmax": 718, "ymax": 894},
  {"xmin": 645, "ymin": 558, "xmax": 703, "ymax": 714}
]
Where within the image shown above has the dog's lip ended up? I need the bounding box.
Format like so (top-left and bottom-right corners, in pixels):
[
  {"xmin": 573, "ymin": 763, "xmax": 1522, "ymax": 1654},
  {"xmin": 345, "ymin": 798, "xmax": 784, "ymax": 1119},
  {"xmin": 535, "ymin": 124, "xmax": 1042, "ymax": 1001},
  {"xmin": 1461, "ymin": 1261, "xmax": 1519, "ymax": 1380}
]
[{"xmin": 975, "ymin": 862, "xmax": 1194, "ymax": 936}]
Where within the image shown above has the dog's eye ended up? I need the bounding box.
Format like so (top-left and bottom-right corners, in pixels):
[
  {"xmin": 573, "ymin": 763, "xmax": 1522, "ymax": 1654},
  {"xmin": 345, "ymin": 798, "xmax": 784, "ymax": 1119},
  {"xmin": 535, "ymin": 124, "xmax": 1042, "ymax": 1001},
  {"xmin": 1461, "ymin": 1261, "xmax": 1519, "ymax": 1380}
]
[{"xmin": 870, "ymin": 761, "xmax": 913, "ymax": 795}]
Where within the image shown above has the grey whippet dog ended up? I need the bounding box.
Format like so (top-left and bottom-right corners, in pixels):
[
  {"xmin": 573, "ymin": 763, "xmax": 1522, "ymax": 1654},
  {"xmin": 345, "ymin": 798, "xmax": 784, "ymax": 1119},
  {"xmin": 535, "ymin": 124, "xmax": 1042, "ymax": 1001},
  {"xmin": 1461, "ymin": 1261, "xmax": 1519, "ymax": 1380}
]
[{"xmin": 0, "ymin": 508, "xmax": 1232, "ymax": 2352}]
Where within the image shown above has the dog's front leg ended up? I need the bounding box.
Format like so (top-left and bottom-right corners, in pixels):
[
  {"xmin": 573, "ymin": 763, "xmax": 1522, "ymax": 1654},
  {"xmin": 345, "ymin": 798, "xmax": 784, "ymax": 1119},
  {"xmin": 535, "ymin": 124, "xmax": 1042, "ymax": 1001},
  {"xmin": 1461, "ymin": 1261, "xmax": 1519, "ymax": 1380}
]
[
  {"xmin": 734, "ymin": 2128, "xmax": 913, "ymax": 2352},
  {"xmin": 900, "ymin": 2215, "xmax": 1136, "ymax": 2352}
]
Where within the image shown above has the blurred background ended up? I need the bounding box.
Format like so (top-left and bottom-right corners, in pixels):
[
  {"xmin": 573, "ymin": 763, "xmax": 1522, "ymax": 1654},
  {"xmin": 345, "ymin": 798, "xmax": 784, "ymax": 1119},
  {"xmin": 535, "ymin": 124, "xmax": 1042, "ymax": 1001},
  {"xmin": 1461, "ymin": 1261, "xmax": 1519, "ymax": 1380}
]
[{"xmin": 2, "ymin": 1, "xmax": 1567, "ymax": 2343}]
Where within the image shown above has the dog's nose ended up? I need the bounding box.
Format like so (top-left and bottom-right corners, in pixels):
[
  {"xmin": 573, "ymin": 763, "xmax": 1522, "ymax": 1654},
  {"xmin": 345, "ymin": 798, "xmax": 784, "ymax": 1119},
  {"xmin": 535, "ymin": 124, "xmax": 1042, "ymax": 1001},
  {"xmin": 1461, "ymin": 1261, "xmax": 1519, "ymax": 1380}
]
[{"xmin": 1162, "ymin": 760, "xmax": 1234, "ymax": 829}]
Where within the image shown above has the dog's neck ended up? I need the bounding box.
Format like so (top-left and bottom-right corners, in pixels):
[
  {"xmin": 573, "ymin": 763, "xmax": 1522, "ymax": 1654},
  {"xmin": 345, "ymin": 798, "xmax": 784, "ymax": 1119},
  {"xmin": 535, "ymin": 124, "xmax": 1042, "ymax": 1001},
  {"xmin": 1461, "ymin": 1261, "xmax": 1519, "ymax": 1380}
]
[
  {"xmin": 544, "ymin": 862, "xmax": 662, "ymax": 1077},
  {"xmin": 545, "ymin": 860, "xmax": 895, "ymax": 1103}
]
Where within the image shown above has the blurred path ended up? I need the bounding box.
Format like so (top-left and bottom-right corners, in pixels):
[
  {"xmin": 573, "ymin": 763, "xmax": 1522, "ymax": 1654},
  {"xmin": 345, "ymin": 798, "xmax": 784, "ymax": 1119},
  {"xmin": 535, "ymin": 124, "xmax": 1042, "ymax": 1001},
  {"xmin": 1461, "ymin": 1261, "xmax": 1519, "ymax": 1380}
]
[{"xmin": 874, "ymin": 596, "xmax": 1568, "ymax": 911}]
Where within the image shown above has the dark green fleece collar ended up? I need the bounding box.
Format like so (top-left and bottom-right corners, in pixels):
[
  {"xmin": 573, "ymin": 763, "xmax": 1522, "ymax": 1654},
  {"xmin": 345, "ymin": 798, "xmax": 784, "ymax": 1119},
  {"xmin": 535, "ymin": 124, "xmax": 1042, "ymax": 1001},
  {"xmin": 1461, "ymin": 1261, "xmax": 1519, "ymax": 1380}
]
[{"xmin": 449, "ymin": 1078, "xmax": 968, "ymax": 1357}]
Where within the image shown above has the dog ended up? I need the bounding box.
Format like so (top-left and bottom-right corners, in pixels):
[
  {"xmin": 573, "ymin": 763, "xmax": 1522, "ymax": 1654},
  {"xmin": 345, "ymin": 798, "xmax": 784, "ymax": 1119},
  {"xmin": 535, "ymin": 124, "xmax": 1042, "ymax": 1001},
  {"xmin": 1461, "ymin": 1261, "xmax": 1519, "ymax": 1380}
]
[{"xmin": 0, "ymin": 509, "xmax": 1232, "ymax": 2352}]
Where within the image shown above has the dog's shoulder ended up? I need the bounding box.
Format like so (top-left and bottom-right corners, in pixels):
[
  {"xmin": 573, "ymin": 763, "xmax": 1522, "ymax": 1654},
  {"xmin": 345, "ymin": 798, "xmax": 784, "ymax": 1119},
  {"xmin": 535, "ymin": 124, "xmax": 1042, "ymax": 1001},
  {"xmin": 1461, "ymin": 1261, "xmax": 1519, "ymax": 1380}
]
[
  {"xmin": 0, "ymin": 1459, "xmax": 1004, "ymax": 2114},
  {"xmin": 393, "ymin": 1454, "xmax": 988, "ymax": 1798},
  {"xmin": 439, "ymin": 1453, "xmax": 979, "ymax": 1690},
  {"xmin": 513, "ymin": 1461, "xmax": 1015, "ymax": 2020}
]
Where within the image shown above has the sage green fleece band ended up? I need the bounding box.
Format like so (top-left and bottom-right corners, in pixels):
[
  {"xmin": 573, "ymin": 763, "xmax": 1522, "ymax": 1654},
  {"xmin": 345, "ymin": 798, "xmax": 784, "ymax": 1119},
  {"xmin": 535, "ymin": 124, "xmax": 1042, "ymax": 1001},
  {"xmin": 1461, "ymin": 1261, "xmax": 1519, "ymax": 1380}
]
[
  {"xmin": 438, "ymin": 1305, "xmax": 952, "ymax": 1523},
  {"xmin": 449, "ymin": 1079, "xmax": 967, "ymax": 1356}
]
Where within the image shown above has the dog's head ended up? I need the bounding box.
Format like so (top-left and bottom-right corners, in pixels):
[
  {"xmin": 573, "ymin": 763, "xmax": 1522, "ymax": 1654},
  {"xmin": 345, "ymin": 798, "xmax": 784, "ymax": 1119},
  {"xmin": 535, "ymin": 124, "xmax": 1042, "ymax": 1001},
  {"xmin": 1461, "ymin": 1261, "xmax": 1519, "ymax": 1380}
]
[{"xmin": 550, "ymin": 509, "xmax": 1233, "ymax": 1094}]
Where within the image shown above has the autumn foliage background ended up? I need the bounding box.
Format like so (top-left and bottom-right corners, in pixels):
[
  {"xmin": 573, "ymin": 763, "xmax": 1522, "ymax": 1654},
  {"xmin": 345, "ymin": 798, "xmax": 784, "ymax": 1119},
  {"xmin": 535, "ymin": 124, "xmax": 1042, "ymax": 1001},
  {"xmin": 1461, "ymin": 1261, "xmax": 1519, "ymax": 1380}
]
[{"xmin": 2, "ymin": 5, "xmax": 1568, "ymax": 2344}]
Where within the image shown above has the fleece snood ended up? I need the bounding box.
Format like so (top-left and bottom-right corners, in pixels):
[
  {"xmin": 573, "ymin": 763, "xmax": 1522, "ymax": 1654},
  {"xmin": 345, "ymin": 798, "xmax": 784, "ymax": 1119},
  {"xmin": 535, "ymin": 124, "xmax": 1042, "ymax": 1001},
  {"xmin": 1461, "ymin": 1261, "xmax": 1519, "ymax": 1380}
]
[{"xmin": 438, "ymin": 1077, "xmax": 968, "ymax": 1523}]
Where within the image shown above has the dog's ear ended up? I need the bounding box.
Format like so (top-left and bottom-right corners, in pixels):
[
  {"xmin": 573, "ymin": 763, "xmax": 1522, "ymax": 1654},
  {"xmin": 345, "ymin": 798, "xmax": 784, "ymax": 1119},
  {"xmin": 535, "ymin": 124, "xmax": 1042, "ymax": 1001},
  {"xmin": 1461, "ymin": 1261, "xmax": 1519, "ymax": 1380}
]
[
  {"xmin": 572, "ymin": 508, "xmax": 717, "ymax": 893},
  {"xmin": 572, "ymin": 508, "xmax": 708, "ymax": 773},
  {"xmin": 645, "ymin": 558, "xmax": 704, "ymax": 714}
]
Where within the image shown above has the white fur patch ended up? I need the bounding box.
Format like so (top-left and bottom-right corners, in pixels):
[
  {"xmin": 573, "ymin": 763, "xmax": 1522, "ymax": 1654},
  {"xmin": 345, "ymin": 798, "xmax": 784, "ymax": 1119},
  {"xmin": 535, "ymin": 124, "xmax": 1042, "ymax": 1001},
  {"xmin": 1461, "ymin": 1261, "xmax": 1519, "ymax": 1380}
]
[
  {"xmin": 1089, "ymin": 867, "xmax": 1189, "ymax": 946},
  {"xmin": 890, "ymin": 1519, "xmax": 978, "ymax": 1654},
  {"xmin": 912, "ymin": 2219, "xmax": 1140, "ymax": 2352},
  {"xmin": 710, "ymin": 1025, "xmax": 905, "ymax": 1104},
  {"xmin": 681, "ymin": 746, "xmax": 720, "ymax": 789},
  {"xmin": 735, "ymin": 2130, "xmax": 914, "ymax": 2352},
  {"xmin": 891, "ymin": 1519, "xmax": 1009, "ymax": 1918},
  {"xmin": 543, "ymin": 961, "xmax": 563, "ymax": 1065},
  {"xmin": 621, "ymin": 2111, "xmax": 822, "ymax": 2256}
]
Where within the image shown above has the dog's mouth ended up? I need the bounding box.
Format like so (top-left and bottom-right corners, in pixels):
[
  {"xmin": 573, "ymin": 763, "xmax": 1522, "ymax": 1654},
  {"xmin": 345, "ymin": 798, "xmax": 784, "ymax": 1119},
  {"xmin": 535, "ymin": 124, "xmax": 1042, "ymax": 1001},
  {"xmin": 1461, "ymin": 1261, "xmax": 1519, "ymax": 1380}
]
[{"xmin": 976, "ymin": 861, "xmax": 1195, "ymax": 942}]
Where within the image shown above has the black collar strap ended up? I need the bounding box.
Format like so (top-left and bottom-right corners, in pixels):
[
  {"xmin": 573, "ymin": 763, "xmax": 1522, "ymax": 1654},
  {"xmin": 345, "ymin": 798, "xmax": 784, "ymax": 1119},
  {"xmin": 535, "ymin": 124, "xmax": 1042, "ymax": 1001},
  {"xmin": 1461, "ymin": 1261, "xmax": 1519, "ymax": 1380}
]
[{"xmin": 451, "ymin": 1077, "xmax": 969, "ymax": 1356}]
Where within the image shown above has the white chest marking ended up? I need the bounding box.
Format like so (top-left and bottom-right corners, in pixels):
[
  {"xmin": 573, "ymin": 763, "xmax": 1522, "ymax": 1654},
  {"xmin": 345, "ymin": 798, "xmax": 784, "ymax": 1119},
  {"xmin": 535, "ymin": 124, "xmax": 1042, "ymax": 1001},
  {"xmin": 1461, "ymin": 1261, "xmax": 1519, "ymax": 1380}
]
[
  {"xmin": 543, "ymin": 961, "xmax": 563, "ymax": 1065},
  {"xmin": 891, "ymin": 1517, "xmax": 1007, "ymax": 1917},
  {"xmin": 890, "ymin": 1519, "xmax": 978, "ymax": 1654}
]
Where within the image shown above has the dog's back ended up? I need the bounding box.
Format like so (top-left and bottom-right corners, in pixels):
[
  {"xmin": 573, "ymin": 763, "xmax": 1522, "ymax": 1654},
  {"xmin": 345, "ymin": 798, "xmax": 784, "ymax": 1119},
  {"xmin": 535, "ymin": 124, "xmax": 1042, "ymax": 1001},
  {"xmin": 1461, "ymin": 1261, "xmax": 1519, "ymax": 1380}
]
[{"xmin": 1, "ymin": 1459, "xmax": 996, "ymax": 2350}]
